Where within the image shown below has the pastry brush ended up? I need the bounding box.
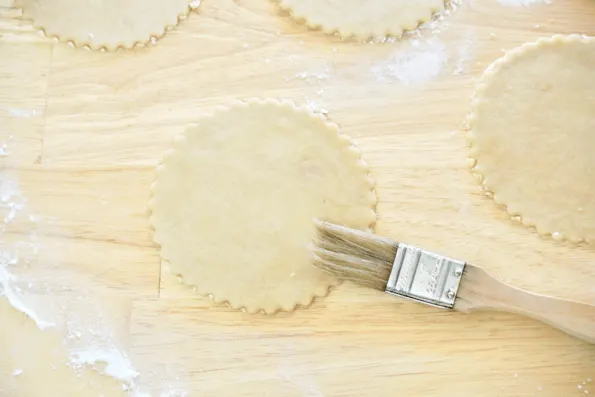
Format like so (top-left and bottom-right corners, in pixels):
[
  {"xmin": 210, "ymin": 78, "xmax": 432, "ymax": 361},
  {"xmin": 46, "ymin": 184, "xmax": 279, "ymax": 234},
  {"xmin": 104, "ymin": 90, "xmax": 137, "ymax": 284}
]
[{"xmin": 311, "ymin": 220, "xmax": 595, "ymax": 344}]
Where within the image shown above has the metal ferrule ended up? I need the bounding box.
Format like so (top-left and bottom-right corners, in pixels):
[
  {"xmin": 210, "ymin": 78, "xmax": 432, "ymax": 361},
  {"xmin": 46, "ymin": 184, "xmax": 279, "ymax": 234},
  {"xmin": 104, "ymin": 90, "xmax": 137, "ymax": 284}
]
[{"xmin": 385, "ymin": 243, "xmax": 465, "ymax": 309}]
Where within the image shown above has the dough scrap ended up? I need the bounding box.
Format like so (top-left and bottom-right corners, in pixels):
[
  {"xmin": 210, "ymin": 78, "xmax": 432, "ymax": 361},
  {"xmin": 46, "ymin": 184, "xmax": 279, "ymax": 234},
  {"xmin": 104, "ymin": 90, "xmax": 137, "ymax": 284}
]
[
  {"xmin": 149, "ymin": 100, "xmax": 377, "ymax": 314},
  {"xmin": 16, "ymin": 0, "xmax": 199, "ymax": 51},
  {"xmin": 467, "ymin": 35, "xmax": 595, "ymax": 243},
  {"xmin": 277, "ymin": 0, "xmax": 445, "ymax": 40}
]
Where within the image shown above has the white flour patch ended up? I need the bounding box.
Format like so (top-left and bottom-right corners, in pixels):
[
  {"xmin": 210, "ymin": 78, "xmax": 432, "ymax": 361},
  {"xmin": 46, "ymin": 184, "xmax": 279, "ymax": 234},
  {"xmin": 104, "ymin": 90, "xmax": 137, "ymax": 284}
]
[
  {"xmin": 367, "ymin": 0, "xmax": 477, "ymax": 85},
  {"xmin": 0, "ymin": 135, "xmax": 13, "ymax": 157},
  {"xmin": 577, "ymin": 378, "xmax": 592, "ymax": 395},
  {"xmin": 0, "ymin": 265, "xmax": 55, "ymax": 329},
  {"xmin": 289, "ymin": 62, "xmax": 334, "ymax": 85},
  {"xmin": 452, "ymin": 28, "xmax": 478, "ymax": 76},
  {"xmin": 371, "ymin": 38, "xmax": 447, "ymax": 85},
  {"xmin": 0, "ymin": 170, "xmax": 25, "ymax": 228},
  {"xmin": 69, "ymin": 347, "xmax": 139, "ymax": 384},
  {"xmin": 57, "ymin": 294, "xmax": 152, "ymax": 395},
  {"xmin": 7, "ymin": 108, "xmax": 40, "ymax": 118},
  {"xmin": 305, "ymin": 95, "xmax": 329, "ymax": 116},
  {"xmin": 0, "ymin": 169, "xmax": 54, "ymax": 329}
]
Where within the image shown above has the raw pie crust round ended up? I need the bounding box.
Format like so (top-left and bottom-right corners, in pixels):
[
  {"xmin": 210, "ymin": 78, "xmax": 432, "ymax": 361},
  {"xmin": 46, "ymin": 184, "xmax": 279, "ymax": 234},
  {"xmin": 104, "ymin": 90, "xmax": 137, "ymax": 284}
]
[
  {"xmin": 468, "ymin": 35, "xmax": 595, "ymax": 243},
  {"xmin": 149, "ymin": 100, "xmax": 377, "ymax": 313},
  {"xmin": 16, "ymin": 0, "xmax": 198, "ymax": 50},
  {"xmin": 277, "ymin": 0, "xmax": 445, "ymax": 40}
]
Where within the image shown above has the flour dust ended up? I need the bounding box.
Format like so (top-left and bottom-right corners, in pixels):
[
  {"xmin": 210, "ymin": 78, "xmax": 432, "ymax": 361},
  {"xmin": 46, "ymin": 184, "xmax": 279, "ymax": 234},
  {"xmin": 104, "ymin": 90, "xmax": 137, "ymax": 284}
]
[
  {"xmin": 284, "ymin": 0, "xmax": 477, "ymax": 103},
  {"xmin": 370, "ymin": 38, "xmax": 448, "ymax": 85},
  {"xmin": 0, "ymin": 136, "xmax": 180, "ymax": 396}
]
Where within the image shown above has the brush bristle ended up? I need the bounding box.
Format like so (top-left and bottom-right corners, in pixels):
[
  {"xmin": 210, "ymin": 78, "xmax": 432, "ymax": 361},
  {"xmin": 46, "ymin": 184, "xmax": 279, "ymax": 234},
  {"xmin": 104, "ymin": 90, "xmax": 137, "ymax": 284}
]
[{"xmin": 310, "ymin": 220, "xmax": 399, "ymax": 291}]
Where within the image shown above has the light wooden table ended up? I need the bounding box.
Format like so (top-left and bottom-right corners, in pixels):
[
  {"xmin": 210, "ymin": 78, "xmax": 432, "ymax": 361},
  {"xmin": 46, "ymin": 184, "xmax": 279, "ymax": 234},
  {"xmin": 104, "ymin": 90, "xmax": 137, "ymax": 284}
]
[{"xmin": 1, "ymin": 0, "xmax": 594, "ymax": 396}]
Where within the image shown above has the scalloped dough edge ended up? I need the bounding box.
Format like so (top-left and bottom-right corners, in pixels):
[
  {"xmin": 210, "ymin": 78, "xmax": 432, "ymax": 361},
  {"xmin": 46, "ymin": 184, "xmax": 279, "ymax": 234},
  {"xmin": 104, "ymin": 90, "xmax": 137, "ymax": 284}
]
[
  {"xmin": 275, "ymin": 0, "xmax": 447, "ymax": 41},
  {"xmin": 14, "ymin": 0, "xmax": 201, "ymax": 51},
  {"xmin": 148, "ymin": 98, "xmax": 378, "ymax": 314},
  {"xmin": 465, "ymin": 34, "xmax": 595, "ymax": 245}
]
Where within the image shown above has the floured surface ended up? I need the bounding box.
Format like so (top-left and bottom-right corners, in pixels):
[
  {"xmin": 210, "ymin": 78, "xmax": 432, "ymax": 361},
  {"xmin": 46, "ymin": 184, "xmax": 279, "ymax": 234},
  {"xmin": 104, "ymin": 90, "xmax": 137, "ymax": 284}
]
[
  {"xmin": 0, "ymin": 162, "xmax": 146, "ymax": 396},
  {"xmin": 1, "ymin": 0, "xmax": 595, "ymax": 396},
  {"xmin": 0, "ymin": 300, "xmax": 129, "ymax": 397},
  {"xmin": 150, "ymin": 100, "xmax": 376, "ymax": 314},
  {"xmin": 16, "ymin": 0, "xmax": 197, "ymax": 50},
  {"xmin": 278, "ymin": 0, "xmax": 445, "ymax": 40},
  {"xmin": 468, "ymin": 35, "xmax": 595, "ymax": 243}
]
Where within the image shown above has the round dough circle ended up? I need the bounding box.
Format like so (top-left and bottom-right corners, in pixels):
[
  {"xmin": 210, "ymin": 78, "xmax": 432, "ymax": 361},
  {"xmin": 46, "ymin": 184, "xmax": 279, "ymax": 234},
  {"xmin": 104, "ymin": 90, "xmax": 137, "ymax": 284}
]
[
  {"xmin": 16, "ymin": 0, "xmax": 197, "ymax": 50},
  {"xmin": 277, "ymin": 0, "xmax": 445, "ymax": 40},
  {"xmin": 149, "ymin": 100, "xmax": 377, "ymax": 313},
  {"xmin": 468, "ymin": 35, "xmax": 595, "ymax": 243}
]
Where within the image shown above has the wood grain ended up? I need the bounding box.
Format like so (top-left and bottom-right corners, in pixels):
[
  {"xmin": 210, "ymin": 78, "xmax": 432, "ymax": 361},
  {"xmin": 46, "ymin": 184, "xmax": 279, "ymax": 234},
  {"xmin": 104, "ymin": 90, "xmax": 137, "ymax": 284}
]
[
  {"xmin": 1, "ymin": 0, "xmax": 595, "ymax": 396},
  {"xmin": 131, "ymin": 289, "xmax": 593, "ymax": 397},
  {"xmin": 0, "ymin": 41, "xmax": 50, "ymax": 165},
  {"xmin": 456, "ymin": 264, "xmax": 595, "ymax": 345}
]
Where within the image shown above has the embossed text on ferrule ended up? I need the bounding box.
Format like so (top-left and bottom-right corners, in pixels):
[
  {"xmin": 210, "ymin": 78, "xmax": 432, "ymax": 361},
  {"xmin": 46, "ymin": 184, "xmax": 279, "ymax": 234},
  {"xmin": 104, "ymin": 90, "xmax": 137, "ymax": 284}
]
[{"xmin": 386, "ymin": 243, "xmax": 465, "ymax": 309}]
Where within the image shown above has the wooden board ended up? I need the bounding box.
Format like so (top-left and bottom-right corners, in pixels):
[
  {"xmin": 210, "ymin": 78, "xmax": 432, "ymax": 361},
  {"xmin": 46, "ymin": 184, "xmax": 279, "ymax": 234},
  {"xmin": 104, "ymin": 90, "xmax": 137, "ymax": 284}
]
[{"xmin": 1, "ymin": 0, "xmax": 595, "ymax": 396}]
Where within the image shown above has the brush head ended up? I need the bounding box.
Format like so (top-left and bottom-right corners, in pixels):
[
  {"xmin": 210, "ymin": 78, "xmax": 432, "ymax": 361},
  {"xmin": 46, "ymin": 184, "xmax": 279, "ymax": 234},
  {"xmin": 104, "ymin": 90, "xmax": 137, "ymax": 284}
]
[{"xmin": 310, "ymin": 219, "xmax": 399, "ymax": 291}]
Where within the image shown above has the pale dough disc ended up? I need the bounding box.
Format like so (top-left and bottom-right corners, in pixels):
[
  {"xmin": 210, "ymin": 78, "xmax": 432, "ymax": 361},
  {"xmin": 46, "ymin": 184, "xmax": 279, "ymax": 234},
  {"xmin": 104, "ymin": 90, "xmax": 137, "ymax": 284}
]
[
  {"xmin": 16, "ymin": 0, "xmax": 198, "ymax": 50},
  {"xmin": 277, "ymin": 0, "xmax": 445, "ymax": 40},
  {"xmin": 468, "ymin": 35, "xmax": 595, "ymax": 243},
  {"xmin": 149, "ymin": 100, "xmax": 377, "ymax": 314}
]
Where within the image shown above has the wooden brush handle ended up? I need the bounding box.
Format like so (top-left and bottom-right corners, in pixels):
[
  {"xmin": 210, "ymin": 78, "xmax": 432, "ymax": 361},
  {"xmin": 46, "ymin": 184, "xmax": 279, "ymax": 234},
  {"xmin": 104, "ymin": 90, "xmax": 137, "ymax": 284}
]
[{"xmin": 454, "ymin": 264, "xmax": 595, "ymax": 344}]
